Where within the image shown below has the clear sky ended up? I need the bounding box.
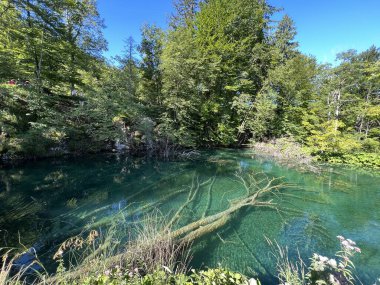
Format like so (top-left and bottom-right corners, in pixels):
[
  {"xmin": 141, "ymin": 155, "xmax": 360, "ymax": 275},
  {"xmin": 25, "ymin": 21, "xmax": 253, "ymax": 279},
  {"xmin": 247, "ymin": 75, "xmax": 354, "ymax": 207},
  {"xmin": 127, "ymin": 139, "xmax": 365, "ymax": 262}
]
[{"xmin": 97, "ymin": 0, "xmax": 380, "ymax": 64}]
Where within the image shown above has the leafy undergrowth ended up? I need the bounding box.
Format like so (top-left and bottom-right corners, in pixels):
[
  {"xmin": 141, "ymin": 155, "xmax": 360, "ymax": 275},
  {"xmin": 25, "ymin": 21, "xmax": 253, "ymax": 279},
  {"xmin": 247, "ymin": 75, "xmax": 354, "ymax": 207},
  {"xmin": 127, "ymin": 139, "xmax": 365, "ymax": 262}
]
[
  {"xmin": 252, "ymin": 137, "xmax": 380, "ymax": 170},
  {"xmin": 326, "ymin": 152, "xmax": 380, "ymax": 169},
  {"xmin": 82, "ymin": 268, "xmax": 257, "ymax": 285}
]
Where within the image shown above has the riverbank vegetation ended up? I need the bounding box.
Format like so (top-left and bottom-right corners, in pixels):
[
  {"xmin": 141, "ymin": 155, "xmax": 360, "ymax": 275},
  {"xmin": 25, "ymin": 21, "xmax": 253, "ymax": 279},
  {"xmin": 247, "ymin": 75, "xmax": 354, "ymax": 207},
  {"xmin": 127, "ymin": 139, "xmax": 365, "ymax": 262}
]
[
  {"xmin": 0, "ymin": 214, "xmax": 368, "ymax": 285},
  {"xmin": 0, "ymin": 0, "xmax": 379, "ymax": 166}
]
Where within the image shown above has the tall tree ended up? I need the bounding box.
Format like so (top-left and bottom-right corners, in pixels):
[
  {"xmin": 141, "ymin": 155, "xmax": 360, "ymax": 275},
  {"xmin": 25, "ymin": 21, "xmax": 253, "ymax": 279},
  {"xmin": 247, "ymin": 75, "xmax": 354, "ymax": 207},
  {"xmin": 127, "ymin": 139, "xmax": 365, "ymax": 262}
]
[
  {"xmin": 138, "ymin": 24, "xmax": 164, "ymax": 116},
  {"xmin": 273, "ymin": 14, "xmax": 298, "ymax": 63},
  {"xmin": 60, "ymin": 0, "xmax": 107, "ymax": 95},
  {"xmin": 170, "ymin": 0, "xmax": 199, "ymax": 28}
]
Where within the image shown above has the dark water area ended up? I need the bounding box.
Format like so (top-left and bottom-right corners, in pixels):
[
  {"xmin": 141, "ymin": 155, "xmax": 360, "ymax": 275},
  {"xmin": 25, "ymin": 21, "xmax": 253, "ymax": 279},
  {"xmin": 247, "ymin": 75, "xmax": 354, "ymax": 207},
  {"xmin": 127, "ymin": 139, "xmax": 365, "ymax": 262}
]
[{"xmin": 0, "ymin": 150, "xmax": 379, "ymax": 283}]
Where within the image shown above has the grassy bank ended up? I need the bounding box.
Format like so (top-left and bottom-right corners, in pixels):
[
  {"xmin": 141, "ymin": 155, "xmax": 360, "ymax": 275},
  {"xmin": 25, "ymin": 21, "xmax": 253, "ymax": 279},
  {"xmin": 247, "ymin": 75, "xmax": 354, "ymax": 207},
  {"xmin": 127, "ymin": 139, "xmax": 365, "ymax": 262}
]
[{"xmin": 1, "ymin": 224, "xmax": 371, "ymax": 285}]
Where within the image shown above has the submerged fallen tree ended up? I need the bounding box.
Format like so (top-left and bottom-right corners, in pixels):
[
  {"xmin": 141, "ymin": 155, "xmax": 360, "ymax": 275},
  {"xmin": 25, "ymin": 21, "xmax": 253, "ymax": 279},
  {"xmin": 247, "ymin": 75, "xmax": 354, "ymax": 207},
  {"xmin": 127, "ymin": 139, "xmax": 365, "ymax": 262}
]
[
  {"xmin": 42, "ymin": 172, "xmax": 287, "ymax": 283},
  {"xmin": 3, "ymin": 171, "xmax": 287, "ymax": 284},
  {"xmin": 171, "ymin": 173, "xmax": 284, "ymax": 243}
]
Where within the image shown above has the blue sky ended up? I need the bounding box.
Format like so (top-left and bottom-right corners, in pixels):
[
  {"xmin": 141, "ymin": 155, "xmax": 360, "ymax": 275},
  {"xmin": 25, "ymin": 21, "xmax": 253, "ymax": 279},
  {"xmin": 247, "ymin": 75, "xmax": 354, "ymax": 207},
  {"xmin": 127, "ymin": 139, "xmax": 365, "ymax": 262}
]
[{"xmin": 97, "ymin": 0, "xmax": 380, "ymax": 64}]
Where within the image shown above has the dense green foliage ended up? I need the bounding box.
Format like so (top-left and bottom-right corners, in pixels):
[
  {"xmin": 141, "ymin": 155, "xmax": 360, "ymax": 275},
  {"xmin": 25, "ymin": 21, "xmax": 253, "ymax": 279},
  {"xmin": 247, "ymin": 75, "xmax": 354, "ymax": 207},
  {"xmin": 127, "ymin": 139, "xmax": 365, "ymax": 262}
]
[
  {"xmin": 82, "ymin": 268, "xmax": 254, "ymax": 285},
  {"xmin": 0, "ymin": 0, "xmax": 379, "ymax": 165}
]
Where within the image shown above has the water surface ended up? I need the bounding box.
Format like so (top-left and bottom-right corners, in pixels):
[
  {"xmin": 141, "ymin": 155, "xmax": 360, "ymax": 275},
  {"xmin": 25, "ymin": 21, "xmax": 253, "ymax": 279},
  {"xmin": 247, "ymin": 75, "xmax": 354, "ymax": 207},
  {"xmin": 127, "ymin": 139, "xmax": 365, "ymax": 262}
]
[{"xmin": 0, "ymin": 150, "xmax": 379, "ymax": 283}]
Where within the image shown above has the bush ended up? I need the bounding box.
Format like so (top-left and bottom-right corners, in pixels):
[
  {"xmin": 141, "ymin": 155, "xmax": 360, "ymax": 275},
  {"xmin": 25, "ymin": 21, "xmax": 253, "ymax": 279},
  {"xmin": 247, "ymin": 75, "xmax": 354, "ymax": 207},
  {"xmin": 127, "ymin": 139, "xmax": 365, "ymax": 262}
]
[
  {"xmin": 327, "ymin": 152, "xmax": 380, "ymax": 168},
  {"xmin": 361, "ymin": 138, "xmax": 380, "ymax": 153},
  {"xmin": 82, "ymin": 268, "xmax": 258, "ymax": 285}
]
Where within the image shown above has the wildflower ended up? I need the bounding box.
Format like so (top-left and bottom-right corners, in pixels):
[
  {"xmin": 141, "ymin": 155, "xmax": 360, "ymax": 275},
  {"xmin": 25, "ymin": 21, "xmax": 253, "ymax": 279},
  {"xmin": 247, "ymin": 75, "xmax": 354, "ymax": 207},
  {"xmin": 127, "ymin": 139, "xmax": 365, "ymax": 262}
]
[
  {"xmin": 328, "ymin": 258, "xmax": 337, "ymax": 268},
  {"xmin": 354, "ymin": 247, "xmax": 361, "ymax": 253},
  {"xmin": 104, "ymin": 270, "xmax": 110, "ymax": 276},
  {"xmin": 337, "ymin": 235, "xmax": 345, "ymax": 241},
  {"xmin": 329, "ymin": 274, "xmax": 336, "ymax": 283},
  {"xmin": 314, "ymin": 260, "xmax": 326, "ymax": 271},
  {"xmin": 248, "ymin": 279, "xmax": 258, "ymax": 285},
  {"xmin": 347, "ymin": 245, "xmax": 355, "ymax": 251}
]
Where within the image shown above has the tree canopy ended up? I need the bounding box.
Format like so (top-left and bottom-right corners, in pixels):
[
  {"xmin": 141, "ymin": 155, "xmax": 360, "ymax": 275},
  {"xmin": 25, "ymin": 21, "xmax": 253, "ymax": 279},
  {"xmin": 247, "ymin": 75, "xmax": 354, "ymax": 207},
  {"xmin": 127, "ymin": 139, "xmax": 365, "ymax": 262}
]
[{"xmin": 0, "ymin": 0, "xmax": 379, "ymax": 166}]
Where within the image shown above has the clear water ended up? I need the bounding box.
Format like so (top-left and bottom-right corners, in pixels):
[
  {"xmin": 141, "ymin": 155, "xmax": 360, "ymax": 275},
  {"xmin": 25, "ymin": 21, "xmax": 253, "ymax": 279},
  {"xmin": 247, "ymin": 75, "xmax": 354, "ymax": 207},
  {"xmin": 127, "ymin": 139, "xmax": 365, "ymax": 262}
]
[{"xmin": 0, "ymin": 150, "xmax": 379, "ymax": 283}]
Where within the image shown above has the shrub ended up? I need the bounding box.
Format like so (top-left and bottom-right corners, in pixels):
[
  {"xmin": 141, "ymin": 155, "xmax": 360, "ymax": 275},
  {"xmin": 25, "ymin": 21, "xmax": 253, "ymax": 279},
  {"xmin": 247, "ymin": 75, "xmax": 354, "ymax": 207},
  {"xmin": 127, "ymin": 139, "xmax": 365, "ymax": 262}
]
[
  {"xmin": 327, "ymin": 152, "xmax": 380, "ymax": 168},
  {"xmin": 82, "ymin": 268, "xmax": 259, "ymax": 285}
]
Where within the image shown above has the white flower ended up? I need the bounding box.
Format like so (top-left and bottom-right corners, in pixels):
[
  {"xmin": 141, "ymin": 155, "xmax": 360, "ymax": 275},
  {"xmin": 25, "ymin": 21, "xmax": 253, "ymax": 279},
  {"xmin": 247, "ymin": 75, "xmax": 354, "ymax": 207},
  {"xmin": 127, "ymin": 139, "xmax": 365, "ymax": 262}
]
[
  {"xmin": 328, "ymin": 259, "xmax": 337, "ymax": 268},
  {"xmin": 315, "ymin": 261, "xmax": 326, "ymax": 271},
  {"xmin": 329, "ymin": 274, "xmax": 337, "ymax": 283}
]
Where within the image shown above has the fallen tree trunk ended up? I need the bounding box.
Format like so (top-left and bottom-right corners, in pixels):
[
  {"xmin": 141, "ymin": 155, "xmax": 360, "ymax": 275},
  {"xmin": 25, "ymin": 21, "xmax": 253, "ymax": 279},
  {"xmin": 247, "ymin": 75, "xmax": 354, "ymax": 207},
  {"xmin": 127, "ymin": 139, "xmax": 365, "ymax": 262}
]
[
  {"xmin": 46, "ymin": 172, "xmax": 286, "ymax": 283},
  {"xmin": 172, "ymin": 175, "xmax": 282, "ymax": 242}
]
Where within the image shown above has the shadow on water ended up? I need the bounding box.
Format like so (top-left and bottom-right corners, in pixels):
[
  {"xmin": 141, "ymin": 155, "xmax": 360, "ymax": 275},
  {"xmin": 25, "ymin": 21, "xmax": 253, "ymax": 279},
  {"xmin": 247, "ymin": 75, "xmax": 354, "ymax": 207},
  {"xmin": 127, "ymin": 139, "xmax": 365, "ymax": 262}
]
[{"xmin": 0, "ymin": 150, "xmax": 379, "ymax": 283}]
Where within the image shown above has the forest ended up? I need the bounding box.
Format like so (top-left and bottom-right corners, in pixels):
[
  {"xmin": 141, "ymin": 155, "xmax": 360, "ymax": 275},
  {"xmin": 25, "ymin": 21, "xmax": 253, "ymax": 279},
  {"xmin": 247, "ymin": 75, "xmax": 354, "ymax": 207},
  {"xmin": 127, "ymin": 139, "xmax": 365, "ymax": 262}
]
[
  {"xmin": 0, "ymin": 0, "xmax": 379, "ymax": 167},
  {"xmin": 1, "ymin": 1, "xmax": 380, "ymax": 284}
]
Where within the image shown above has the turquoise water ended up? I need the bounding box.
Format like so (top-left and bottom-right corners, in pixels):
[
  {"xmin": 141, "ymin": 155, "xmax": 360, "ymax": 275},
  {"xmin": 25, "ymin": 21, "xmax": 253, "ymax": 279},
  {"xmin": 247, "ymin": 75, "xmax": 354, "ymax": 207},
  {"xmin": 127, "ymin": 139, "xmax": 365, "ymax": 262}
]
[{"xmin": 0, "ymin": 150, "xmax": 379, "ymax": 283}]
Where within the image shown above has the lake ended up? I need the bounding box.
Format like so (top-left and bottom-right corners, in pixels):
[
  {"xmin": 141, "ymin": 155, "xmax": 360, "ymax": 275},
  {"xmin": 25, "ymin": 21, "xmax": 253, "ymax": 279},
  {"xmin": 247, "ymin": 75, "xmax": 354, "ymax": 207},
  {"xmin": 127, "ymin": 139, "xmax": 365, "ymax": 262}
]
[{"xmin": 0, "ymin": 150, "xmax": 379, "ymax": 283}]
